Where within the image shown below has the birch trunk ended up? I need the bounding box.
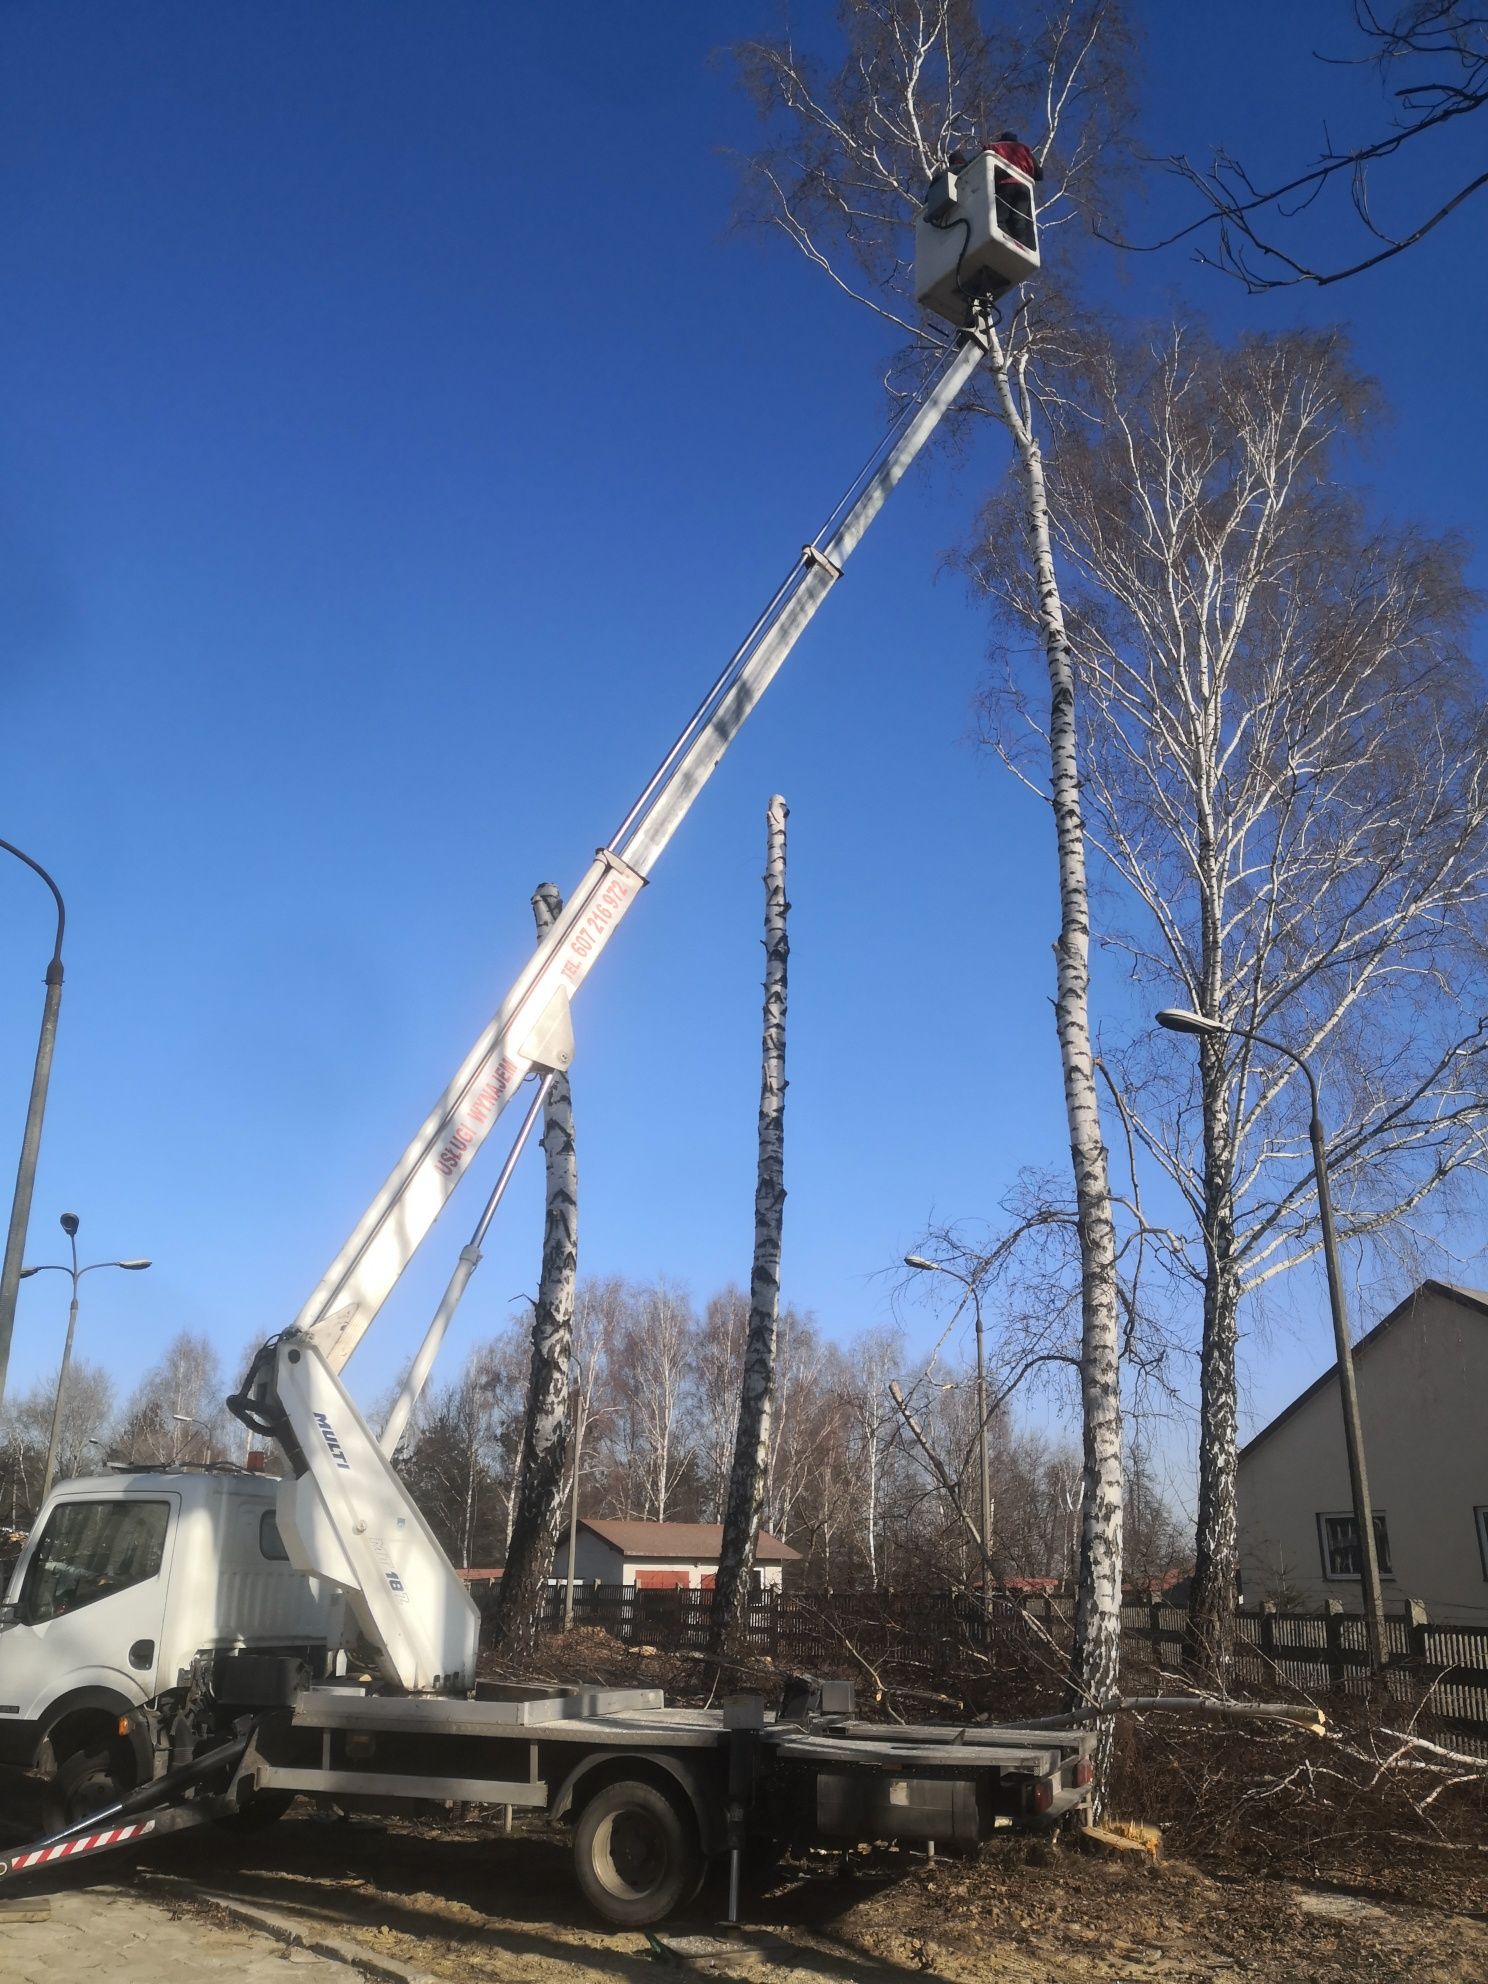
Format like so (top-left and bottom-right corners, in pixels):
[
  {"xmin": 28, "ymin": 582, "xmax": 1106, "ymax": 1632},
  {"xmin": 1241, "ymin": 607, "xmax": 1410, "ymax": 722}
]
[
  {"xmin": 487, "ymin": 883, "xmax": 579, "ymax": 1658},
  {"xmin": 710, "ymin": 795, "xmax": 789, "ymax": 1661},
  {"xmin": 988, "ymin": 328, "xmax": 1123, "ymax": 1811},
  {"xmin": 1182, "ymin": 667, "xmax": 1241, "ymax": 1680},
  {"xmin": 1187, "ymin": 1147, "xmax": 1240, "ymax": 1679},
  {"xmin": 1186, "ymin": 815, "xmax": 1240, "ymax": 1677}
]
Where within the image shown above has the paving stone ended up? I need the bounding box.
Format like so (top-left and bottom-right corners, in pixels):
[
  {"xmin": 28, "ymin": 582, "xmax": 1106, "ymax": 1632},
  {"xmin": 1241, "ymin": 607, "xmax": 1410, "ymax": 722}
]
[{"xmin": 0, "ymin": 1885, "xmax": 361, "ymax": 1982}]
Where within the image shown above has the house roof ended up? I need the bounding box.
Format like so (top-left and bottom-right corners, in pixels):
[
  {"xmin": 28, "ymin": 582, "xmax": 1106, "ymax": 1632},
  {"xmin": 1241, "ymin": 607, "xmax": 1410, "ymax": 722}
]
[
  {"xmin": 1237, "ymin": 1279, "xmax": 1488, "ymax": 1465},
  {"xmin": 576, "ymin": 1517, "xmax": 801, "ymax": 1563}
]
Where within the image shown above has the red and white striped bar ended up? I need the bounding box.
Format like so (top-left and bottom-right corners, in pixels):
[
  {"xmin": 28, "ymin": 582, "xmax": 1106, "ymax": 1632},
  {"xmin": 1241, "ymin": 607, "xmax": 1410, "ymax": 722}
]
[{"xmin": 0, "ymin": 1817, "xmax": 156, "ymax": 1877}]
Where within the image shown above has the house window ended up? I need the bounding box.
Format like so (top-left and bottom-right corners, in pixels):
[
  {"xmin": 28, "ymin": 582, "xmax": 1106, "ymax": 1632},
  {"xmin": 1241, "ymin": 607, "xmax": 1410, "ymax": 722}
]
[
  {"xmin": 1317, "ymin": 1510, "xmax": 1392, "ymax": 1581},
  {"xmin": 1475, "ymin": 1507, "xmax": 1488, "ymax": 1581}
]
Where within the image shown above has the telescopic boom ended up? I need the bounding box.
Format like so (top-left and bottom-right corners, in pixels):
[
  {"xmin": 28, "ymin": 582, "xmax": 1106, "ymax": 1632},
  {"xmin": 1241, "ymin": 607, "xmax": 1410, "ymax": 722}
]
[
  {"xmin": 233, "ymin": 288, "xmax": 1007, "ymax": 1693},
  {"xmin": 293, "ymin": 323, "xmax": 993, "ymax": 1378}
]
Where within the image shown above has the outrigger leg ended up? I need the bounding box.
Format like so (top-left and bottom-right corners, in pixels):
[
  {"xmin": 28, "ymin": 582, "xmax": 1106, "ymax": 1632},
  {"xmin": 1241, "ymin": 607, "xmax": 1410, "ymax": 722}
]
[{"xmin": 0, "ymin": 1728, "xmax": 253, "ymax": 1885}]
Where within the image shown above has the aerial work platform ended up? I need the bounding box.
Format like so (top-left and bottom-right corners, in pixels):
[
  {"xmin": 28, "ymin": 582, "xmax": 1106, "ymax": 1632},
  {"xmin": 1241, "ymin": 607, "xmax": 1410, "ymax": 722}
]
[{"xmin": 915, "ymin": 149, "xmax": 1040, "ymax": 325}]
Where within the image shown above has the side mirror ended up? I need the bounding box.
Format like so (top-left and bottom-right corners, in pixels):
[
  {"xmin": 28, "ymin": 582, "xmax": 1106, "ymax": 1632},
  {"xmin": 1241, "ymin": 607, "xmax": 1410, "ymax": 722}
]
[{"xmin": 0, "ymin": 1602, "xmax": 18, "ymax": 1628}]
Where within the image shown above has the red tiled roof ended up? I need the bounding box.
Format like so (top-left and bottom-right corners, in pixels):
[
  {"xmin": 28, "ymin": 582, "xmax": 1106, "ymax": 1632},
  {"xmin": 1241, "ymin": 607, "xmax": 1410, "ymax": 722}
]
[{"xmin": 577, "ymin": 1517, "xmax": 801, "ymax": 1563}]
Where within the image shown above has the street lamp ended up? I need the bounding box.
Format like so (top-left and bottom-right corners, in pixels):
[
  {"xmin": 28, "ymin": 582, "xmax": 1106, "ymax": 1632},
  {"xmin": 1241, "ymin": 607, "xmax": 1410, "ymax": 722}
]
[
  {"xmin": 905, "ymin": 1253, "xmax": 993, "ymax": 1599},
  {"xmin": 1155, "ymin": 1007, "xmax": 1387, "ymax": 1672},
  {"xmin": 0, "ymin": 840, "xmax": 66, "ymax": 1414},
  {"xmin": 171, "ymin": 1413, "xmax": 214, "ymax": 1464},
  {"xmin": 21, "ymin": 1211, "xmax": 150, "ymax": 1504}
]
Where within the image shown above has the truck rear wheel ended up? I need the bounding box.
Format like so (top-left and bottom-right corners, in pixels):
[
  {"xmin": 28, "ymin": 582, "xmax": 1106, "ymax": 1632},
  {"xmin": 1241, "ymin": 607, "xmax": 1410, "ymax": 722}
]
[{"xmin": 573, "ymin": 1777, "xmax": 702, "ymax": 1927}]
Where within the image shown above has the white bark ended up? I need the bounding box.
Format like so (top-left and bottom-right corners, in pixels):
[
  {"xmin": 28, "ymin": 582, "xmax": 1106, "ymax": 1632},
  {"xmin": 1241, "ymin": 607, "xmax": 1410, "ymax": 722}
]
[
  {"xmin": 986, "ymin": 326, "xmax": 1123, "ymax": 1801},
  {"xmin": 694, "ymin": 1288, "xmax": 751, "ymax": 1520},
  {"xmin": 733, "ymin": 0, "xmax": 1134, "ymax": 1806},
  {"xmin": 712, "ymin": 795, "xmax": 790, "ymax": 1656},
  {"xmin": 614, "ymin": 1280, "xmax": 695, "ymax": 1522},
  {"xmin": 1016, "ymin": 328, "xmax": 1488, "ymax": 1676},
  {"xmin": 488, "ymin": 882, "xmax": 579, "ymax": 1655}
]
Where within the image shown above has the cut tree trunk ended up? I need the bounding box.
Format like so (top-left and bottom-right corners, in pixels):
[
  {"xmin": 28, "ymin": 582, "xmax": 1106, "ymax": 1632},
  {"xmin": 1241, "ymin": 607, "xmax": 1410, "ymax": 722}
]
[
  {"xmin": 710, "ymin": 795, "xmax": 790, "ymax": 1662},
  {"xmin": 487, "ymin": 883, "xmax": 579, "ymax": 1659}
]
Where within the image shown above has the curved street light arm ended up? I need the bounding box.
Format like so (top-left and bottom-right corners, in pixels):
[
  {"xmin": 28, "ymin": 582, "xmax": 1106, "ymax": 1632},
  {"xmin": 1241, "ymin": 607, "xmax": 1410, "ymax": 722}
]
[
  {"xmin": 0, "ymin": 843, "xmax": 68, "ymax": 1412},
  {"xmin": 0, "ymin": 839, "xmax": 65, "ymax": 972}
]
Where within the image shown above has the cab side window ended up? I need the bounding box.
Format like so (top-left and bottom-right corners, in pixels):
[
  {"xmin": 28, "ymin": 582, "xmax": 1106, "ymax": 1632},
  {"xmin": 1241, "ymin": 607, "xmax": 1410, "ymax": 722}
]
[{"xmin": 21, "ymin": 1499, "xmax": 170, "ymax": 1623}]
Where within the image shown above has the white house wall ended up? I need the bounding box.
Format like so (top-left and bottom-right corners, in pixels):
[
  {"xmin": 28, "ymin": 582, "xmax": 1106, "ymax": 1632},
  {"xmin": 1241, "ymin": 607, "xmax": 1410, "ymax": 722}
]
[{"xmin": 1237, "ymin": 1288, "xmax": 1488, "ymax": 1622}]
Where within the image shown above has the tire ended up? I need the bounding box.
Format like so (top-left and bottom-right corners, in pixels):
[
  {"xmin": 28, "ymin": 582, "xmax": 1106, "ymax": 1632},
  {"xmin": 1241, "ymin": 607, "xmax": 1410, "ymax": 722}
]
[
  {"xmin": 573, "ymin": 1778, "xmax": 703, "ymax": 1928},
  {"xmin": 42, "ymin": 1742, "xmax": 132, "ymax": 1834}
]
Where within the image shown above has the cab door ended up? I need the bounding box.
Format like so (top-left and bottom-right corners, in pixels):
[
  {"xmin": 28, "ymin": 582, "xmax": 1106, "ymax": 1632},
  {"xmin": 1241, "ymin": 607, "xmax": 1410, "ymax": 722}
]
[{"xmin": 4, "ymin": 1493, "xmax": 179, "ymax": 1719}]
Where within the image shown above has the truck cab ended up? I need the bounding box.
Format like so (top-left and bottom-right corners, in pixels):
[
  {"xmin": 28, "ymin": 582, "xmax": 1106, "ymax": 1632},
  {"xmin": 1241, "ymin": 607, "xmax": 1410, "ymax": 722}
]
[{"xmin": 0, "ymin": 1468, "xmax": 339, "ymax": 1821}]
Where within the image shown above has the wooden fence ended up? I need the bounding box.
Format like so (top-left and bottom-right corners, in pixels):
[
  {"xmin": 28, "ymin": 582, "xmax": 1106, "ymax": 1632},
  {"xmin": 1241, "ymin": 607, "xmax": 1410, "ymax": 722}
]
[
  {"xmin": 493, "ymin": 1583, "xmax": 1488, "ymax": 1746},
  {"xmin": 537, "ymin": 1582, "xmax": 1030, "ymax": 1668},
  {"xmin": 1108, "ymin": 1592, "xmax": 1488, "ymax": 1748}
]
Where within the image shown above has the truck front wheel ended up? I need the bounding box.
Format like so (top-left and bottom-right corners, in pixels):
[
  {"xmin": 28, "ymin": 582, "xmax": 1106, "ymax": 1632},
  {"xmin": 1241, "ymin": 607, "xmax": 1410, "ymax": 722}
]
[
  {"xmin": 573, "ymin": 1777, "xmax": 702, "ymax": 1927},
  {"xmin": 42, "ymin": 1741, "xmax": 133, "ymax": 1833}
]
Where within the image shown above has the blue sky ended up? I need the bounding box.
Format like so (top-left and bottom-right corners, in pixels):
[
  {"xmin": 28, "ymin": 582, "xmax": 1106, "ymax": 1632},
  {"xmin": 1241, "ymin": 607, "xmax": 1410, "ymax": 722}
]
[{"xmin": 2, "ymin": 4, "xmax": 1483, "ymax": 1491}]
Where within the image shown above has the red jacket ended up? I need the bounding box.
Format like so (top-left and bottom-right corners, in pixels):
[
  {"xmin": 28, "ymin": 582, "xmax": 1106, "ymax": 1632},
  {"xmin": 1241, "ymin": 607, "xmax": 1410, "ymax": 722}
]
[{"xmin": 985, "ymin": 138, "xmax": 1043, "ymax": 182}]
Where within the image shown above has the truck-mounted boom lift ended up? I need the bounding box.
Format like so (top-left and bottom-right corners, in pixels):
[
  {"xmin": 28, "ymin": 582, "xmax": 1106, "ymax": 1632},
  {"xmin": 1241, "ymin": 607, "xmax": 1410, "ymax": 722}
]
[
  {"xmin": 228, "ymin": 313, "xmax": 1004, "ymax": 1699},
  {"xmin": 0, "ymin": 171, "xmax": 1062, "ymax": 1926}
]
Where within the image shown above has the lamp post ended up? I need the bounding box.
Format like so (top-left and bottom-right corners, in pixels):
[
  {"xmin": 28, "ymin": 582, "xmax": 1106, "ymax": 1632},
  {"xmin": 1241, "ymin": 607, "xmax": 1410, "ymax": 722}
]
[
  {"xmin": 905, "ymin": 1253, "xmax": 993, "ymax": 1599},
  {"xmin": 171, "ymin": 1413, "xmax": 214, "ymax": 1465},
  {"xmin": 1155, "ymin": 1007, "xmax": 1387, "ymax": 1673},
  {"xmin": 22, "ymin": 1212, "xmax": 150, "ymax": 1504},
  {"xmin": 0, "ymin": 840, "xmax": 66, "ymax": 1414}
]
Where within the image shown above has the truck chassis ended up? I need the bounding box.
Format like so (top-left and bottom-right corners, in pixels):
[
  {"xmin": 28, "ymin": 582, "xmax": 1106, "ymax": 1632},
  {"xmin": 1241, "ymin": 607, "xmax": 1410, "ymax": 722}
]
[{"xmin": 1, "ymin": 1676, "xmax": 1093, "ymax": 1926}]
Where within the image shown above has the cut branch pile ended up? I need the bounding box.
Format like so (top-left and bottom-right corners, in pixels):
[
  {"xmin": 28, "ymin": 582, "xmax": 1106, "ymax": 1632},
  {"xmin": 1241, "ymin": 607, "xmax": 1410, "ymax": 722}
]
[{"xmin": 1110, "ymin": 1689, "xmax": 1488, "ymax": 1887}]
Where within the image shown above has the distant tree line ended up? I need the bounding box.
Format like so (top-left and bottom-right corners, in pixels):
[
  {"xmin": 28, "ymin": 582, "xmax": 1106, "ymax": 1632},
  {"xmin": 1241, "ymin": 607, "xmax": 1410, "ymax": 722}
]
[
  {"xmin": 388, "ymin": 1275, "xmax": 1187, "ymax": 1593},
  {"xmin": 0, "ymin": 1295, "xmax": 1187, "ymax": 1597},
  {"xmin": 0, "ymin": 1328, "xmax": 234, "ymax": 1532}
]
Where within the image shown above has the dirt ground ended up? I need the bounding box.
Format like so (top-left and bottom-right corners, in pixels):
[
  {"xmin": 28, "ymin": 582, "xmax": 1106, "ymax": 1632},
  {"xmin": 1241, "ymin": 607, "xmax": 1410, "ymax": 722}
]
[
  {"xmin": 9, "ymin": 1631, "xmax": 1483, "ymax": 1980},
  {"xmin": 117, "ymin": 1805, "xmax": 1488, "ymax": 1984}
]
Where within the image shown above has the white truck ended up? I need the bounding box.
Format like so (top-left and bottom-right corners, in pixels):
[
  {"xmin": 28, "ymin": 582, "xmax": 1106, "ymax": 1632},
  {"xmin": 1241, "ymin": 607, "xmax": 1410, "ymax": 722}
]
[{"xmin": 0, "ymin": 171, "xmax": 1078, "ymax": 1925}]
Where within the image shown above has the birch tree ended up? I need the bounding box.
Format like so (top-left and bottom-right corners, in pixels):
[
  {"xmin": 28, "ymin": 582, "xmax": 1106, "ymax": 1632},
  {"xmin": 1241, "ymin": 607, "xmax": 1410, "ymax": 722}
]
[
  {"xmin": 760, "ymin": 1310, "xmax": 832, "ymax": 1544},
  {"xmin": 558, "ymin": 1275, "xmax": 622, "ymax": 1548},
  {"xmin": 116, "ymin": 1331, "xmax": 229, "ymax": 1465},
  {"xmin": 488, "ymin": 883, "xmax": 580, "ymax": 1657},
  {"xmin": 692, "ymin": 1287, "xmax": 751, "ymax": 1521},
  {"xmin": 712, "ymin": 796, "xmax": 790, "ymax": 1658},
  {"xmin": 848, "ymin": 1325, "xmax": 909, "ymax": 1589},
  {"xmin": 984, "ymin": 326, "xmax": 1488, "ymax": 1673},
  {"xmin": 1141, "ymin": 4, "xmax": 1488, "ymax": 291},
  {"xmin": 396, "ymin": 1333, "xmax": 527, "ymax": 1568},
  {"xmin": 611, "ymin": 1280, "xmax": 697, "ymax": 1521},
  {"xmin": 735, "ymin": 0, "xmax": 1134, "ymax": 1792},
  {"xmin": 0, "ymin": 1360, "xmax": 114, "ymax": 1520}
]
